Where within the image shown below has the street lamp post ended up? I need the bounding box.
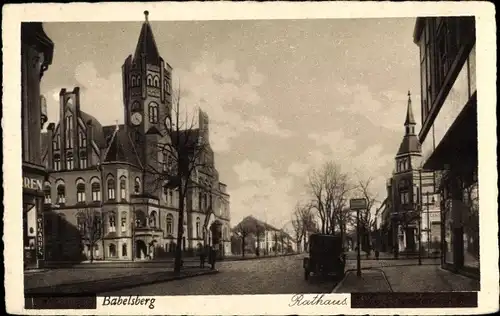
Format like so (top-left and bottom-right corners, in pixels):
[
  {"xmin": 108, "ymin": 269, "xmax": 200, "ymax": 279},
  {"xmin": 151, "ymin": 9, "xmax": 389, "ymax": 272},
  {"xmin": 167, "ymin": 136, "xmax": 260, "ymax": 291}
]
[{"xmin": 356, "ymin": 209, "xmax": 361, "ymax": 276}]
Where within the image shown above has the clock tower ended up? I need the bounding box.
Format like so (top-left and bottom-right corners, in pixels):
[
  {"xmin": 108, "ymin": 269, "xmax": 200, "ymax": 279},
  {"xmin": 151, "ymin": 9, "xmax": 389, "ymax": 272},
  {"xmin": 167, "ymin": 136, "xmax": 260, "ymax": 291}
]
[{"xmin": 122, "ymin": 11, "xmax": 173, "ymax": 171}]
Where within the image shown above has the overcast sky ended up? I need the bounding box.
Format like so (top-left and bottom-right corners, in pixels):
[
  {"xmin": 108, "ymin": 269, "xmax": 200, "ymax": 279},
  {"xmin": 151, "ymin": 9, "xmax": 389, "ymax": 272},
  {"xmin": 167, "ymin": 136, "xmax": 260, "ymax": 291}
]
[{"xmin": 40, "ymin": 17, "xmax": 422, "ymax": 230}]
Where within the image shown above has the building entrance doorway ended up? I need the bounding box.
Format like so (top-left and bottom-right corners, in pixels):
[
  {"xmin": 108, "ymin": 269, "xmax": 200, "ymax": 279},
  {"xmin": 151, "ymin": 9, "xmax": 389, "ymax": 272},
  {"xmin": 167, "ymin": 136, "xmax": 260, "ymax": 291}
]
[{"xmin": 135, "ymin": 240, "xmax": 147, "ymax": 260}]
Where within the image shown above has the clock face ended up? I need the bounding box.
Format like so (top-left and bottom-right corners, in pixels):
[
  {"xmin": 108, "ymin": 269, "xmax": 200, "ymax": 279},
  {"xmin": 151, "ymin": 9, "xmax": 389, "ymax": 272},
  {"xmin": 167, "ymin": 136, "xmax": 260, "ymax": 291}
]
[{"xmin": 130, "ymin": 112, "xmax": 142, "ymax": 126}]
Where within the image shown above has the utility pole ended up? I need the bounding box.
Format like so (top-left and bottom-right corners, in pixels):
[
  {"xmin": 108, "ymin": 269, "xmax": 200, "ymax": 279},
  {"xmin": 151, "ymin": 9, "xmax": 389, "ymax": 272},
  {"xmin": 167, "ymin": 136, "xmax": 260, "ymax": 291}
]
[
  {"xmin": 426, "ymin": 192, "xmax": 431, "ymax": 257},
  {"xmin": 418, "ymin": 169, "xmax": 423, "ymax": 266}
]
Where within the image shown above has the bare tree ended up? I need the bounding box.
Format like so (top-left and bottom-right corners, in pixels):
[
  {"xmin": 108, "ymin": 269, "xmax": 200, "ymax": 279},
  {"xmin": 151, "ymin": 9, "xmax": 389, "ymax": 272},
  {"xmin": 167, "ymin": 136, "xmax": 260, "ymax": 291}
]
[
  {"xmin": 307, "ymin": 161, "xmax": 353, "ymax": 235},
  {"xmin": 292, "ymin": 202, "xmax": 316, "ymax": 252},
  {"xmin": 355, "ymin": 176, "xmax": 380, "ymax": 253},
  {"xmin": 254, "ymin": 222, "xmax": 266, "ymax": 256},
  {"xmin": 137, "ymin": 86, "xmax": 212, "ymax": 273},
  {"xmin": 233, "ymin": 221, "xmax": 253, "ymax": 257},
  {"xmin": 76, "ymin": 208, "xmax": 103, "ymax": 263}
]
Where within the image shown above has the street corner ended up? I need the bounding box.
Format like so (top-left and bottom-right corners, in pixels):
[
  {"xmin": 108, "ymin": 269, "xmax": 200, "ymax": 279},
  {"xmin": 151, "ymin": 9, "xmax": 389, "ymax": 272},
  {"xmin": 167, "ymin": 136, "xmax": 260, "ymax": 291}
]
[{"xmin": 332, "ymin": 269, "xmax": 392, "ymax": 293}]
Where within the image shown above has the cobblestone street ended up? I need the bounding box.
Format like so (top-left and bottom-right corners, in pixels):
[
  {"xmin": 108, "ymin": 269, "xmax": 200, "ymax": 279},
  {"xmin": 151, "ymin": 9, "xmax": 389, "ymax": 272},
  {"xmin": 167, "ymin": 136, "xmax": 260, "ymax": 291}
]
[{"xmin": 102, "ymin": 254, "xmax": 338, "ymax": 295}]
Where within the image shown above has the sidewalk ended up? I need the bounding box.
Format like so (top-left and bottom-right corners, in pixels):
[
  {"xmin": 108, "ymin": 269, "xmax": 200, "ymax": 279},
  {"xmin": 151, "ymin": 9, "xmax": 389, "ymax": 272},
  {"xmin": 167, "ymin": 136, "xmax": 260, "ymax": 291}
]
[
  {"xmin": 382, "ymin": 264, "xmax": 480, "ymax": 292},
  {"xmin": 333, "ymin": 263, "xmax": 479, "ymax": 293},
  {"xmin": 333, "ymin": 269, "xmax": 392, "ymax": 293},
  {"xmin": 25, "ymin": 266, "xmax": 218, "ymax": 295}
]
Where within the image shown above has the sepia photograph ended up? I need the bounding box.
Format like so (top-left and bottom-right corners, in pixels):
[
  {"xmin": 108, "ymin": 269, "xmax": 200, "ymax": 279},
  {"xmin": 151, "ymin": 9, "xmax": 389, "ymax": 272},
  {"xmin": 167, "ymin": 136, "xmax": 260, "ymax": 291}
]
[{"xmin": 3, "ymin": 1, "xmax": 498, "ymax": 315}]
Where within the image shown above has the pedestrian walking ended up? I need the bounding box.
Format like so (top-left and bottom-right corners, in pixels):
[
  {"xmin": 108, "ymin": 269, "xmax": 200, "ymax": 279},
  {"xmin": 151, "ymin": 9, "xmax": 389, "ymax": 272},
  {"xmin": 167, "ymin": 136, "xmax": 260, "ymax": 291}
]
[
  {"xmin": 375, "ymin": 249, "xmax": 380, "ymax": 260},
  {"xmin": 210, "ymin": 246, "xmax": 217, "ymax": 270}
]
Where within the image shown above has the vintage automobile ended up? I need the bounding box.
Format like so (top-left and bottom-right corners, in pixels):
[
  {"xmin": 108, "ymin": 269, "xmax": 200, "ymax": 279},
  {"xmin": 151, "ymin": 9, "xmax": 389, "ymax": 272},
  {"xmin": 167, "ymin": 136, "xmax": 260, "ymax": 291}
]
[{"xmin": 303, "ymin": 233, "xmax": 346, "ymax": 281}]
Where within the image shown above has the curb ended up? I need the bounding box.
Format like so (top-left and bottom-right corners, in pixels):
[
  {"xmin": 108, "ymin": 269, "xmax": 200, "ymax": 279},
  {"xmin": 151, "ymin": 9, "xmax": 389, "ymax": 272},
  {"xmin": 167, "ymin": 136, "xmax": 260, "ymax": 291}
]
[
  {"xmin": 25, "ymin": 269, "xmax": 219, "ymax": 295},
  {"xmin": 331, "ymin": 271, "xmax": 350, "ymax": 293},
  {"xmin": 221, "ymin": 253, "xmax": 300, "ymax": 262}
]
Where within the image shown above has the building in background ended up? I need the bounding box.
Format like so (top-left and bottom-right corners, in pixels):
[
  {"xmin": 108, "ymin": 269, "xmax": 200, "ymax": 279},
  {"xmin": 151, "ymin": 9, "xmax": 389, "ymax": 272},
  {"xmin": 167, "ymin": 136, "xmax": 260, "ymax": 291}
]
[
  {"xmin": 413, "ymin": 16, "xmax": 478, "ymax": 278},
  {"xmin": 40, "ymin": 12, "xmax": 231, "ymax": 262},
  {"xmin": 388, "ymin": 92, "xmax": 438, "ymax": 257},
  {"xmin": 21, "ymin": 22, "xmax": 54, "ymax": 269}
]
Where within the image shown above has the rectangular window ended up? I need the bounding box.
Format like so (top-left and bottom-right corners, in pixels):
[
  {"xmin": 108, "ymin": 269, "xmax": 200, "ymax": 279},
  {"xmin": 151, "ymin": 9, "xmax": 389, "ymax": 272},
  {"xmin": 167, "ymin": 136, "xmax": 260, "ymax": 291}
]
[
  {"xmin": 121, "ymin": 217, "xmax": 127, "ymax": 232},
  {"xmin": 66, "ymin": 156, "xmax": 74, "ymax": 170},
  {"xmin": 80, "ymin": 156, "xmax": 88, "ymax": 169},
  {"xmin": 77, "ymin": 191, "xmax": 85, "ymax": 203},
  {"xmin": 53, "ymin": 158, "xmax": 61, "ymax": 171},
  {"xmin": 92, "ymin": 191, "xmax": 101, "ymax": 202}
]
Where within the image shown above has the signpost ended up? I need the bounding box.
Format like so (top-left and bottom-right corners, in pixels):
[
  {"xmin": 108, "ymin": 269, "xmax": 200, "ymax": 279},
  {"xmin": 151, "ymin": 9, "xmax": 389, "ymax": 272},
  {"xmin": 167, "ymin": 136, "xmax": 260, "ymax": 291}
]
[{"xmin": 350, "ymin": 198, "xmax": 367, "ymax": 277}]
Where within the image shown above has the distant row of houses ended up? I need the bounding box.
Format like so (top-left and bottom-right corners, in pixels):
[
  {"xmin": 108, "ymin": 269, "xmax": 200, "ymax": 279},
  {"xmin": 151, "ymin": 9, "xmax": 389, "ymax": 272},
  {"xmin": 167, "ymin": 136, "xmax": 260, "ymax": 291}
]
[{"xmin": 230, "ymin": 216, "xmax": 300, "ymax": 256}]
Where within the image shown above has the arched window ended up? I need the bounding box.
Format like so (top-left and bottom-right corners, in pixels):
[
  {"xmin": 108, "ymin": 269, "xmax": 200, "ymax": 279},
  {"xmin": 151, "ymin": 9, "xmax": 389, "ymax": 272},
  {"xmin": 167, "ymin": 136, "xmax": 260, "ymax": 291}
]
[
  {"xmin": 80, "ymin": 151, "xmax": 88, "ymax": 169},
  {"xmin": 107, "ymin": 177, "xmax": 116, "ymax": 200},
  {"xmin": 76, "ymin": 179, "xmax": 86, "ymax": 203},
  {"xmin": 165, "ymin": 81, "xmax": 171, "ymax": 94},
  {"xmin": 134, "ymin": 177, "xmax": 141, "ymax": 194},
  {"xmin": 196, "ymin": 217, "xmax": 201, "ymax": 238},
  {"xmin": 78, "ymin": 132, "xmax": 87, "ymax": 148},
  {"xmin": 136, "ymin": 75, "xmax": 141, "ymax": 86},
  {"xmin": 169, "ymin": 189, "xmax": 174, "ymax": 205},
  {"xmin": 44, "ymin": 182, "xmax": 51, "ymax": 204},
  {"xmin": 162, "ymin": 181, "xmax": 168, "ymax": 203},
  {"xmin": 65, "ymin": 115, "xmax": 74, "ymax": 149},
  {"xmin": 122, "ymin": 243, "xmax": 127, "ymax": 257},
  {"xmin": 147, "ymin": 74, "xmax": 153, "ymax": 86},
  {"xmin": 148, "ymin": 102, "xmax": 159, "ymax": 124},
  {"xmin": 166, "ymin": 214, "xmax": 173, "ymax": 235},
  {"xmin": 121, "ymin": 211, "xmax": 127, "ymax": 232},
  {"xmin": 56, "ymin": 183, "xmax": 66, "ymax": 204},
  {"xmin": 109, "ymin": 243, "xmax": 117, "ymax": 257},
  {"xmin": 53, "ymin": 134, "xmax": 60, "ymax": 150},
  {"xmin": 198, "ymin": 191, "xmax": 203, "ymax": 210},
  {"xmin": 108, "ymin": 211, "xmax": 116, "ymax": 232},
  {"xmin": 153, "ymin": 76, "xmax": 160, "ymax": 87},
  {"xmin": 131, "ymin": 101, "xmax": 141, "ymax": 113},
  {"xmin": 135, "ymin": 210, "xmax": 147, "ymax": 228},
  {"xmin": 204, "ymin": 193, "xmax": 208, "ymax": 210},
  {"xmin": 66, "ymin": 152, "xmax": 74, "ymax": 170},
  {"xmin": 131, "ymin": 75, "xmax": 136, "ymax": 87},
  {"xmin": 149, "ymin": 211, "xmax": 157, "ymax": 228},
  {"xmin": 91, "ymin": 179, "xmax": 101, "ymax": 202},
  {"xmin": 120, "ymin": 176, "xmax": 127, "ymax": 200}
]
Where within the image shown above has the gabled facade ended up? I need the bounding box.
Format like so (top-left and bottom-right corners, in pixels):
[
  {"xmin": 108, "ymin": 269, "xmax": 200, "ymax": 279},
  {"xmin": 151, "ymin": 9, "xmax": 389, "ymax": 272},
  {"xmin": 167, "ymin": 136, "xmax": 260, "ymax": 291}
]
[{"xmin": 40, "ymin": 12, "xmax": 231, "ymax": 262}]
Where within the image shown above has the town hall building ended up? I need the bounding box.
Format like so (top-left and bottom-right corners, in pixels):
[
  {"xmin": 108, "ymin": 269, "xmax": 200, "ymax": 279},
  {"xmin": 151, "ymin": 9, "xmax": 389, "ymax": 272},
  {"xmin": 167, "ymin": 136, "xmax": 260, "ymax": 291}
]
[{"xmin": 41, "ymin": 12, "xmax": 231, "ymax": 262}]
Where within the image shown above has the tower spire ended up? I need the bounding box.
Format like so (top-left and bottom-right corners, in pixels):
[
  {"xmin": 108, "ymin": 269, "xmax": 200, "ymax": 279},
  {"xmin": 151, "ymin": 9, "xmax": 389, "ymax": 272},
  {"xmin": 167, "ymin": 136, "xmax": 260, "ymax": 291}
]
[
  {"xmin": 132, "ymin": 10, "xmax": 160, "ymax": 64},
  {"xmin": 404, "ymin": 90, "xmax": 416, "ymax": 126}
]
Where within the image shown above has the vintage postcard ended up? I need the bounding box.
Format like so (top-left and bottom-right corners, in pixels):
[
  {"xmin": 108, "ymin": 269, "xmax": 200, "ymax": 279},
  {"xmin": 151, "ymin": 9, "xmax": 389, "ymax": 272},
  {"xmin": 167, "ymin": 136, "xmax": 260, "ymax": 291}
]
[{"xmin": 3, "ymin": 1, "xmax": 498, "ymax": 315}]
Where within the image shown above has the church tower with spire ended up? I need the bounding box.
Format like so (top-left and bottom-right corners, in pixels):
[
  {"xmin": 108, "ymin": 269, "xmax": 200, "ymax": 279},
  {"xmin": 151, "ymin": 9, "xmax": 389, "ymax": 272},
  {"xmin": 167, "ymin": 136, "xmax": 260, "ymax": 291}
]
[
  {"xmin": 122, "ymin": 11, "xmax": 173, "ymax": 174},
  {"xmin": 391, "ymin": 91, "xmax": 423, "ymax": 253}
]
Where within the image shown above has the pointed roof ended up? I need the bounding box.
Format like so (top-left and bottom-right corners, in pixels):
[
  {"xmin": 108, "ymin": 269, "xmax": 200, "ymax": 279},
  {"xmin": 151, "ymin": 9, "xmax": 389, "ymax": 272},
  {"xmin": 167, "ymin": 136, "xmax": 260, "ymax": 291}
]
[
  {"xmin": 103, "ymin": 125, "xmax": 141, "ymax": 166},
  {"xmin": 397, "ymin": 92, "xmax": 421, "ymax": 156},
  {"xmin": 404, "ymin": 90, "xmax": 416, "ymax": 126},
  {"xmin": 133, "ymin": 10, "xmax": 161, "ymax": 65}
]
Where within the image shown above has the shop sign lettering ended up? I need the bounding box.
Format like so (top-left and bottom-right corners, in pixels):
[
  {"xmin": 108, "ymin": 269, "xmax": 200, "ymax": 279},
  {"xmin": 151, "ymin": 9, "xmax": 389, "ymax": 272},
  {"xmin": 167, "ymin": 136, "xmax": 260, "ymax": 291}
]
[
  {"xmin": 24, "ymin": 177, "xmax": 43, "ymax": 191},
  {"xmin": 36, "ymin": 215, "xmax": 44, "ymax": 259}
]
